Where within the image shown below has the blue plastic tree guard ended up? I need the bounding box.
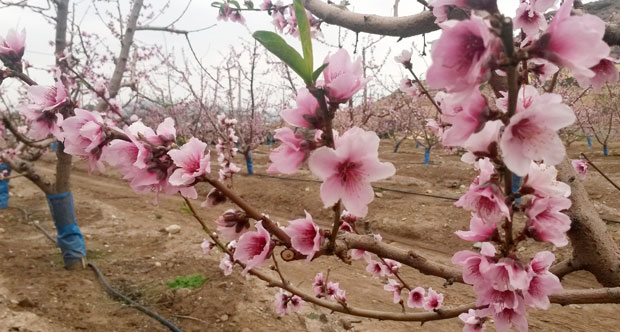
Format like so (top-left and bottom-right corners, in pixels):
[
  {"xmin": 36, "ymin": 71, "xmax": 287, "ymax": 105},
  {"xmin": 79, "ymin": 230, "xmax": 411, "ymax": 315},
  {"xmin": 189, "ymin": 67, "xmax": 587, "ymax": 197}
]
[
  {"xmin": 604, "ymin": 144, "xmax": 609, "ymax": 156},
  {"xmin": 512, "ymin": 173, "xmax": 522, "ymax": 205},
  {"xmin": 245, "ymin": 151, "xmax": 254, "ymax": 175},
  {"xmin": 0, "ymin": 163, "xmax": 10, "ymax": 209},
  {"xmin": 587, "ymin": 136, "xmax": 592, "ymax": 147},
  {"xmin": 46, "ymin": 191, "xmax": 86, "ymax": 267},
  {"xmin": 423, "ymin": 148, "xmax": 430, "ymax": 165}
]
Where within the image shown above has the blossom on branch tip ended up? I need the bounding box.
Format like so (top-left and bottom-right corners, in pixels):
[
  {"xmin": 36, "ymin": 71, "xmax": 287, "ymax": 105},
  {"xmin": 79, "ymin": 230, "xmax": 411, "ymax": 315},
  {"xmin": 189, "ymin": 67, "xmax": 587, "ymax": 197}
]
[
  {"xmin": 219, "ymin": 255, "xmax": 234, "ymax": 276},
  {"xmin": 308, "ymin": 127, "xmax": 395, "ymax": 217},
  {"xmin": 455, "ymin": 214, "xmax": 496, "ymax": 242},
  {"xmin": 19, "ymin": 77, "xmax": 69, "ymax": 140},
  {"xmin": 394, "ymin": 49, "xmax": 412, "ymax": 67},
  {"xmin": 322, "ymin": 49, "xmax": 370, "ymax": 104},
  {"xmin": 284, "ymin": 211, "xmax": 323, "ymax": 261},
  {"xmin": 459, "ymin": 309, "xmax": 484, "ymax": 332}
]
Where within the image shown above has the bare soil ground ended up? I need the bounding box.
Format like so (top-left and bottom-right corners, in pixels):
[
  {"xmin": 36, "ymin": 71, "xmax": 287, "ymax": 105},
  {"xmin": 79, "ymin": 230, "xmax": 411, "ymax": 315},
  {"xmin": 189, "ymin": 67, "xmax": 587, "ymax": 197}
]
[{"xmin": 1, "ymin": 140, "xmax": 619, "ymax": 332}]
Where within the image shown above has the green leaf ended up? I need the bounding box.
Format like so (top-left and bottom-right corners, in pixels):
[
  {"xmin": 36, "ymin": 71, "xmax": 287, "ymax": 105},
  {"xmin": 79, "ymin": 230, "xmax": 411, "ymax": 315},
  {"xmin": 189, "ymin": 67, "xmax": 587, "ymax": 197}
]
[
  {"xmin": 312, "ymin": 63, "xmax": 328, "ymax": 83},
  {"xmin": 244, "ymin": 0, "xmax": 254, "ymax": 9},
  {"xmin": 293, "ymin": 0, "xmax": 313, "ymax": 77},
  {"xmin": 228, "ymin": 0, "xmax": 241, "ymax": 9},
  {"xmin": 253, "ymin": 30, "xmax": 311, "ymax": 83}
]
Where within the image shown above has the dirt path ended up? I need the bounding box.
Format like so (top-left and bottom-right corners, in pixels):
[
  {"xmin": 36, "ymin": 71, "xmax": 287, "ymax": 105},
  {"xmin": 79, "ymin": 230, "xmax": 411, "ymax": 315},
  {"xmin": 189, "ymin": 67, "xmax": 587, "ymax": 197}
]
[{"xmin": 1, "ymin": 141, "xmax": 619, "ymax": 331}]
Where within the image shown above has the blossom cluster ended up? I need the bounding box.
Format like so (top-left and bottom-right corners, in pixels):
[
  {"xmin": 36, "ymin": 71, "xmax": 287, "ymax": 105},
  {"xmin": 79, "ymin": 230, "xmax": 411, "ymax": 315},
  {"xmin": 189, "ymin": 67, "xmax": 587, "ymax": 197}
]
[{"xmin": 407, "ymin": 0, "xmax": 618, "ymax": 330}]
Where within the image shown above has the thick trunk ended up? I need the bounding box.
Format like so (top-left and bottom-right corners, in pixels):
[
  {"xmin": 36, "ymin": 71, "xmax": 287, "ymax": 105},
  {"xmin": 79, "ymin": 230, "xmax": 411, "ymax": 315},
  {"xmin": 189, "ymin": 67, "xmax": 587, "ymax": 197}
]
[{"xmin": 557, "ymin": 159, "xmax": 620, "ymax": 286}]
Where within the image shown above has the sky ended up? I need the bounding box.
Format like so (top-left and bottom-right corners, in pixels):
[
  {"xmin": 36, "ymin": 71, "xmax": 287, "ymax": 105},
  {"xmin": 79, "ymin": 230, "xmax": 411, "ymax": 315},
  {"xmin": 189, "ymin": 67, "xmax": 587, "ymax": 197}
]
[{"xmin": 0, "ymin": 0, "xmax": 595, "ymax": 109}]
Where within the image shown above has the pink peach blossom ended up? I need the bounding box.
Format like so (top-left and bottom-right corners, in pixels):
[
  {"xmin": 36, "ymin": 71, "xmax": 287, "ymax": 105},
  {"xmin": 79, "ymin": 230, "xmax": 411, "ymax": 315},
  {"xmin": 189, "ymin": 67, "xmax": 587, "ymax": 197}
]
[
  {"xmin": 456, "ymin": 214, "xmax": 497, "ymax": 242},
  {"xmin": 61, "ymin": 108, "xmax": 106, "ymax": 172},
  {"xmin": 366, "ymin": 259, "xmax": 385, "ymax": 277},
  {"xmin": 459, "ymin": 309, "xmax": 484, "ymax": 332},
  {"xmin": 0, "ymin": 28, "xmax": 26, "ymax": 61},
  {"xmin": 383, "ymin": 279, "xmax": 403, "ymax": 304},
  {"xmin": 400, "ymin": 78, "xmax": 421, "ymax": 97},
  {"xmin": 452, "ymin": 243, "xmax": 496, "ymax": 286},
  {"xmin": 529, "ymin": 58, "xmax": 560, "ymax": 82},
  {"xmin": 19, "ymin": 78, "xmax": 69, "ymax": 140},
  {"xmin": 537, "ymin": 0, "xmax": 610, "ymax": 80},
  {"xmin": 490, "ymin": 301, "xmax": 529, "ymax": 332},
  {"xmin": 461, "ymin": 120, "xmax": 503, "ymax": 164},
  {"xmin": 280, "ymin": 88, "xmax": 322, "ymax": 128},
  {"xmin": 407, "ymin": 287, "xmax": 426, "ymax": 308},
  {"xmin": 284, "ymin": 211, "xmax": 323, "ymax": 261},
  {"xmin": 219, "ymin": 254, "xmax": 234, "ymax": 276},
  {"xmin": 201, "ymin": 239, "xmax": 214, "ymax": 255},
  {"xmin": 526, "ymin": 196, "xmax": 572, "ymax": 247},
  {"xmin": 514, "ymin": 0, "xmax": 557, "ymax": 39},
  {"xmin": 233, "ymin": 221, "xmax": 273, "ymax": 274},
  {"xmin": 522, "ymin": 162, "xmax": 571, "ymax": 198},
  {"xmin": 499, "ymin": 87, "xmax": 575, "ymax": 176},
  {"xmin": 322, "ymin": 49, "xmax": 370, "ymax": 104},
  {"xmin": 427, "ymin": 15, "xmax": 499, "ymax": 93},
  {"xmin": 440, "ymin": 89, "xmax": 488, "ymax": 147},
  {"xmin": 394, "ymin": 49, "xmax": 412, "ymax": 67},
  {"xmin": 571, "ymin": 159, "xmax": 588, "ymax": 180},
  {"xmin": 455, "ymin": 183, "xmax": 509, "ymax": 225},
  {"xmin": 429, "ymin": 0, "xmax": 467, "ymax": 23},
  {"xmin": 312, "ymin": 272, "xmax": 325, "ymax": 296},
  {"xmin": 216, "ymin": 209, "xmax": 251, "ymax": 242},
  {"xmin": 274, "ymin": 290, "xmax": 303, "ymax": 315},
  {"xmin": 575, "ymin": 58, "xmax": 619, "ymax": 92},
  {"xmin": 168, "ymin": 137, "xmax": 210, "ymax": 186},
  {"xmin": 524, "ymin": 252, "xmax": 563, "ymax": 309},
  {"xmin": 423, "ymin": 288, "xmax": 444, "ymax": 311},
  {"xmin": 483, "ymin": 257, "xmax": 531, "ymax": 292},
  {"xmin": 308, "ymin": 127, "xmax": 395, "ymax": 217},
  {"xmin": 381, "ymin": 259, "xmax": 402, "ymax": 276},
  {"xmin": 267, "ymin": 127, "xmax": 309, "ymax": 175}
]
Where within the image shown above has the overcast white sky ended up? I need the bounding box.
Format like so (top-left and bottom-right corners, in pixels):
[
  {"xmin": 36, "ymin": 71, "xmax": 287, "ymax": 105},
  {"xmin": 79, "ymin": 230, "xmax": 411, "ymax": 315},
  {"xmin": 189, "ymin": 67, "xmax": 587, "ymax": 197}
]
[{"xmin": 0, "ymin": 0, "xmax": 594, "ymax": 107}]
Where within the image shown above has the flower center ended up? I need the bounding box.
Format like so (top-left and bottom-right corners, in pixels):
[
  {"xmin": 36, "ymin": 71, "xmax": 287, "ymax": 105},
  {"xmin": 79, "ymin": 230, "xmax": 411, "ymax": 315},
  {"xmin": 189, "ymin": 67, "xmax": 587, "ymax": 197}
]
[{"xmin": 337, "ymin": 160, "xmax": 360, "ymax": 183}]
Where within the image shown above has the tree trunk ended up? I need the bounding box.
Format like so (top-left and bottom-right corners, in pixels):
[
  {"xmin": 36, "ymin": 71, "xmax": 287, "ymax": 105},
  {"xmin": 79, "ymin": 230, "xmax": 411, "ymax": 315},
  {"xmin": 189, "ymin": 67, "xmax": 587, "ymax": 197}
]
[{"xmin": 557, "ymin": 158, "xmax": 620, "ymax": 286}]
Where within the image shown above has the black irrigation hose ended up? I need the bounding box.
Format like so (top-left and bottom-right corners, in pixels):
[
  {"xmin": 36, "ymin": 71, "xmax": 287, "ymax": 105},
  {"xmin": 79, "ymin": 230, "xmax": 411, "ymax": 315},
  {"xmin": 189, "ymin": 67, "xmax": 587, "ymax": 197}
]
[
  {"xmin": 251, "ymin": 174, "xmax": 620, "ymax": 223},
  {"xmin": 11, "ymin": 206, "xmax": 183, "ymax": 332},
  {"xmin": 87, "ymin": 262, "xmax": 182, "ymax": 332},
  {"xmin": 253, "ymin": 173, "xmax": 460, "ymax": 201}
]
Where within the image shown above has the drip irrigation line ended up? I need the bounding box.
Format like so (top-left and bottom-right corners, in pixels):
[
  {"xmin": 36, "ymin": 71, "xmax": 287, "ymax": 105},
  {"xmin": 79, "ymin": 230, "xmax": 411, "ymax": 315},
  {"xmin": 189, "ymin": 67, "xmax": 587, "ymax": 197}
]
[
  {"xmin": 11, "ymin": 206, "xmax": 183, "ymax": 332},
  {"xmin": 581, "ymin": 153, "xmax": 620, "ymax": 192},
  {"xmin": 253, "ymin": 173, "xmax": 460, "ymax": 201},
  {"xmin": 87, "ymin": 262, "xmax": 183, "ymax": 332}
]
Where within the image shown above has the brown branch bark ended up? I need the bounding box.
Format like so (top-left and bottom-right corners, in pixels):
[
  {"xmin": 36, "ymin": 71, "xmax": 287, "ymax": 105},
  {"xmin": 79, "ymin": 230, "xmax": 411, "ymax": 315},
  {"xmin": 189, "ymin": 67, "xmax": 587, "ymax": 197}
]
[
  {"xmin": 0, "ymin": 154, "xmax": 53, "ymax": 194},
  {"xmin": 302, "ymin": 0, "xmax": 620, "ymax": 46},
  {"xmin": 556, "ymin": 158, "xmax": 620, "ymax": 287}
]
